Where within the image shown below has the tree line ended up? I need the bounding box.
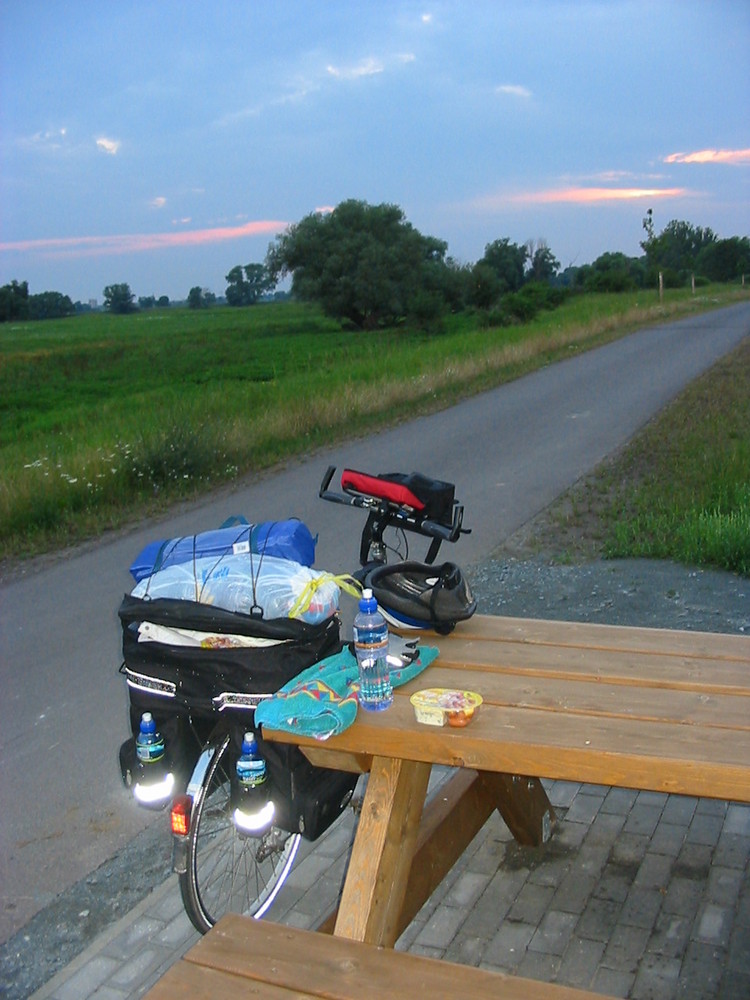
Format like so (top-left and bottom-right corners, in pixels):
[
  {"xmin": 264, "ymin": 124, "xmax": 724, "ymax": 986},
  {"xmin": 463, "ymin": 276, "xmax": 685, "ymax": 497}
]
[{"xmin": 2, "ymin": 200, "xmax": 747, "ymax": 324}]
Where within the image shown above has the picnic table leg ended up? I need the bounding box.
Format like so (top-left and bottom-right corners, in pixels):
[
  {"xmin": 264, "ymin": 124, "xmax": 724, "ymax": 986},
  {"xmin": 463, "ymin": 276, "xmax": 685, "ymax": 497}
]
[
  {"xmin": 489, "ymin": 772, "xmax": 556, "ymax": 846},
  {"xmin": 334, "ymin": 754, "xmax": 431, "ymax": 947}
]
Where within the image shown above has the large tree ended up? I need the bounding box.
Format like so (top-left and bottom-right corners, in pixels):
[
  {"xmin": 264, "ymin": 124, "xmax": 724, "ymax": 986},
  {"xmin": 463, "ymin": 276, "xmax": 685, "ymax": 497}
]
[
  {"xmin": 477, "ymin": 238, "xmax": 528, "ymax": 295},
  {"xmin": 641, "ymin": 214, "xmax": 718, "ymax": 280},
  {"xmin": 265, "ymin": 199, "xmax": 449, "ymax": 328},
  {"xmin": 225, "ymin": 264, "xmax": 274, "ymax": 306},
  {"xmin": 0, "ymin": 280, "xmax": 30, "ymax": 322},
  {"xmin": 103, "ymin": 283, "xmax": 137, "ymax": 314}
]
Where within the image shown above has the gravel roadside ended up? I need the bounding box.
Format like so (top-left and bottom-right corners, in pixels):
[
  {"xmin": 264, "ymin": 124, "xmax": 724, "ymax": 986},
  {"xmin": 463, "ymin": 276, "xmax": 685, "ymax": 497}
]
[{"xmin": 470, "ymin": 507, "xmax": 748, "ymax": 636}]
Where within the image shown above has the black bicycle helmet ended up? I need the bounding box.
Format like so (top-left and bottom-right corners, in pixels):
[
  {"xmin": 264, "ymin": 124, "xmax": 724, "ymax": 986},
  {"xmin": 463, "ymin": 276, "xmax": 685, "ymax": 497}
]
[{"xmin": 364, "ymin": 561, "xmax": 477, "ymax": 634}]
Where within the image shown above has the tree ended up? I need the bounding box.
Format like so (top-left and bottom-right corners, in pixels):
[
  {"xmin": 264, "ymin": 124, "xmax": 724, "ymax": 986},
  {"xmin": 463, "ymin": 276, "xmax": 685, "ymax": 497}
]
[
  {"xmin": 477, "ymin": 238, "xmax": 527, "ymax": 294},
  {"xmin": 525, "ymin": 240, "xmax": 559, "ymax": 283},
  {"xmin": 138, "ymin": 295, "xmax": 156, "ymax": 309},
  {"xmin": 696, "ymin": 237, "xmax": 750, "ymax": 283},
  {"xmin": 584, "ymin": 252, "xmax": 645, "ymax": 292},
  {"xmin": 157, "ymin": 295, "xmax": 170, "ymax": 308},
  {"xmin": 103, "ymin": 283, "xmax": 137, "ymax": 314},
  {"xmin": 641, "ymin": 214, "xmax": 718, "ymax": 283},
  {"xmin": 225, "ymin": 264, "xmax": 274, "ymax": 306},
  {"xmin": 28, "ymin": 291, "xmax": 75, "ymax": 320},
  {"xmin": 188, "ymin": 286, "xmax": 215, "ymax": 309},
  {"xmin": 265, "ymin": 199, "xmax": 449, "ymax": 329},
  {"xmin": 0, "ymin": 280, "xmax": 30, "ymax": 322}
]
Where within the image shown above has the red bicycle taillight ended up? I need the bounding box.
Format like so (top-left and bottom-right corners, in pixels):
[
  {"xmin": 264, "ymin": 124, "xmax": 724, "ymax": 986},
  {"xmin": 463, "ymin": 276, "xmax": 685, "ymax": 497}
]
[{"xmin": 171, "ymin": 793, "xmax": 192, "ymax": 836}]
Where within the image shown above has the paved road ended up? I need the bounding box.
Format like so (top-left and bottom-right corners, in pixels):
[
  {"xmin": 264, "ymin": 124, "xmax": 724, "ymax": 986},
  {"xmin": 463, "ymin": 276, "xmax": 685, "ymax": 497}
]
[{"xmin": 1, "ymin": 300, "xmax": 748, "ymax": 944}]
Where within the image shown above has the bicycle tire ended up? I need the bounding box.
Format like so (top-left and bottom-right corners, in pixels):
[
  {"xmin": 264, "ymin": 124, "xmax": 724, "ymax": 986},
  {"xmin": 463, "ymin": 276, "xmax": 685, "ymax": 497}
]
[{"xmin": 179, "ymin": 732, "xmax": 301, "ymax": 933}]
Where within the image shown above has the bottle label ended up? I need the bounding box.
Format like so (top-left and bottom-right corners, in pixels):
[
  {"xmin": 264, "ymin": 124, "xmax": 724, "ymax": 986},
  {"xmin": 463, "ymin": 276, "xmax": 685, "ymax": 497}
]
[
  {"xmin": 136, "ymin": 738, "xmax": 165, "ymax": 763},
  {"xmin": 237, "ymin": 759, "xmax": 266, "ymax": 788}
]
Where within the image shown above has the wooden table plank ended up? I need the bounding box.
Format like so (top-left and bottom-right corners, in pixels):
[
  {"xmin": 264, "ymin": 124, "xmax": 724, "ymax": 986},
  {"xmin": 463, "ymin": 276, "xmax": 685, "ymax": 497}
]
[
  {"xmin": 428, "ymin": 638, "xmax": 750, "ymax": 692},
  {"xmin": 452, "ymin": 614, "xmax": 750, "ymax": 661},
  {"xmin": 398, "ymin": 665, "xmax": 750, "ymax": 730},
  {"xmin": 173, "ymin": 915, "xmax": 604, "ymax": 1000}
]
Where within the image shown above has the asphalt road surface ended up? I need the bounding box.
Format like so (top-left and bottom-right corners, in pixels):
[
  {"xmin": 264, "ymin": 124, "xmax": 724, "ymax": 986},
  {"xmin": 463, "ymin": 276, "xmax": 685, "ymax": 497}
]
[{"xmin": 1, "ymin": 300, "xmax": 748, "ymax": 945}]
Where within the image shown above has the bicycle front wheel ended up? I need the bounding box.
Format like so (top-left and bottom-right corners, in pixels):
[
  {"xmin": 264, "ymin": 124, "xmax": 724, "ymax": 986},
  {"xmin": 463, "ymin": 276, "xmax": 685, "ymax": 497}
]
[{"xmin": 180, "ymin": 732, "xmax": 301, "ymax": 934}]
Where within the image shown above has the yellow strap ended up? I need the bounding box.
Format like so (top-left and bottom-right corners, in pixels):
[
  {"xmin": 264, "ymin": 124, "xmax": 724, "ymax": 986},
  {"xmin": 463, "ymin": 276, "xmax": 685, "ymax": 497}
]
[{"xmin": 288, "ymin": 573, "xmax": 363, "ymax": 620}]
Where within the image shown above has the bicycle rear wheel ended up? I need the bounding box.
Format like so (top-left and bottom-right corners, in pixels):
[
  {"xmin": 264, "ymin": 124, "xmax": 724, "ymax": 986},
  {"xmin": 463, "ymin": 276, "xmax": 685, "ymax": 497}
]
[{"xmin": 179, "ymin": 732, "xmax": 301, "ymax": 933}]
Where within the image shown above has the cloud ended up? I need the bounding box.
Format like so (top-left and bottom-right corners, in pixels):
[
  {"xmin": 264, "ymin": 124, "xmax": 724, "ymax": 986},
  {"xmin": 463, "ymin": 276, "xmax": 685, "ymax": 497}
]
[
  {"xmin": 96, "ymin": 137, "xmax": 121, "ymax": 155},
  {"xmin": 18, "ymin": 127, "xmax": 69, "ymax": 152},
  {"xmin": 519, "ymin": 186, "xmax": 688, "ymax": 204},
  {"xmin": 495, "ymin": 84, "xmax": 532, "ymax": 99},
  {"xmin": 470, "ymin": 186, "xmax": 688, "ymax": 211},
  {"xmin": 327, "ymin": 57, "xmax": 385, "ymax": 80},
  {"xmin": 0, "ymin": 219, "xmax": 288, "ymax": 259},
  {"xmin": 663, "ymin": 148, "xmax": 750, "ymax": 165},
  {"xmin": 150, "ymin": 196, "xmax": 167, "ymax": 209}
]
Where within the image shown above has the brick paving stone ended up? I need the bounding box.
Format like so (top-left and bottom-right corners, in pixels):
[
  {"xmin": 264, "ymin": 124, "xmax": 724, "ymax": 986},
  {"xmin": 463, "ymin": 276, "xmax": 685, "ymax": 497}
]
[
  {"xmin": 631, "ymin": 951, "xmax": 682, "ymax": 999},
  {"xmin": 706, "ymin": 866, "xmax": 745, "ymax": 908},
  {"xmin": 483, "ymin": 919, "xmax": 536, "ymax": 969},
  {"xmin": 528, "ymin": 909, "xmax": 578, "ymax": 956},
  {"xmin": 554, "ymin": 819, "xmax": 589, "ymax": 851},
  {"xmin": 714, "ymin": 831, "xmax": 750, "ymax": 869},
  {"xmin": 687, "ymin": 811, "xmax": 726, "ymax": 847},
  {"xmin": 650, "ymin": 820, "xmax": 687, "ymax": 858},
  {"xmin": 610, "ymin": 832, "xmax": 650, "ymax": 868},
  {"xmin": 724, "ymin": 804, "xmax": 750, "ymax": 837},
  {"xmin": 552, "ymin": 871, "xmax": 598, "ymax": 915},
  {"xmin": 696, "ymin": 798, "xmax": 728, "ymax": 818},
  {"xmin": 601, "ymin": 787, "xmax": 638, "ymax": 816},
  {"xmin": 623, "ymin": 802, "xmax": 664, "ymax": 838},
  {"xmin": 547, "ymin": 780, "xmax": 581, "ymax": 809},
  {"xmin": 619, "ymin": 886, "xmax": 664, "ymax": 929},
  {"xmin": 516, "ymin": 947, "xmax": 562, "ymax": 982},
  {"xmin": 557, "ymin": 936, "xmax": 605, "ymax": 988},
  {"xmin": 586, "ymin": 810, "xmax": 627, "ymax": 847},
  {"xmin": 577, "ymin": 894, "xmax": 622, "ymax": 942},
  {"xmin": 508, "ymin": 882, "xmax": 555, "ymax": 924},
  {"xmin": 717, "ymin": 969, "xmax": 750, "ymax": 999},
  {"xmin": 54, "ymin": 956, "xmax": 119, "ymax": 1000},
  {"xmin": 661, "ymin": 876, "xmax": 705, "ymax": 919},
  {"xmin": 594, "ymin": 865, "xmax": 637, "ymax": 906},
  {"xmin": 443, "ymin": 933, "xmax": 486, "ymax": 967},
  {"xmin": 592, "ymin": 965, "xmax": 635, "ymax": 998},
  {"xmin": 694, "ymin": 903, "xmax": 732, "ymax": 947},
  {"xmin": 661, "ymin": 796, "xmax": 698, "ymax": 826},
  {"xmin": 565, "ymin": 791, "xmax": 607, "ymax": 825},
  {"xmin": 634, "ymin": 851, "xmax": 674, "ymax": 890},
  {"xmin": 414, "ymin": 904, "xmax": 466, "ymax": 950},
  {"xmin": 445, "ymin": 870, "xmax": 492, "ymax": 909},
  {"xmin": 675, "ymin": 841, "xmax": 713, "ymax": 879},
  {"xmin": 602, "ymin": 923, "xmax": 652, "ymax": 972},
  {"xmin": 648, "ymin": 911, "xmax": 693, "ymax": 958},
  {"xmin": 676, "ymin": 940, "xmax": 726, "ymax": 999}
]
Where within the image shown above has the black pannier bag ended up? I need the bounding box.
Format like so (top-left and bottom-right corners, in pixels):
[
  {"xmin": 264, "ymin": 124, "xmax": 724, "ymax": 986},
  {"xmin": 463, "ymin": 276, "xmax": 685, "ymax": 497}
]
[{"xmin": 118, "ymin": 594, "xmax": 358, "ymax": 841}]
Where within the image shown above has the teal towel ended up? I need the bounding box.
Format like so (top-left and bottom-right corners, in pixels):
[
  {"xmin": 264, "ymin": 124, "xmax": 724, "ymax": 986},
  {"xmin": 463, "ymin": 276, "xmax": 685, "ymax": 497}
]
[{"xmin": 255, "ymin": 645, "xmax": 438, "ymax": 741}]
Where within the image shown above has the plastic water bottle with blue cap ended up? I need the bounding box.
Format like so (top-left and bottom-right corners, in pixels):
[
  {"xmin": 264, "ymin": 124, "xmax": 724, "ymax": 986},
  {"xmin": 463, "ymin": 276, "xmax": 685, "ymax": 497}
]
[{"xmin": 353, "ymin": 588, "xmax": 393, "ymax": 711}]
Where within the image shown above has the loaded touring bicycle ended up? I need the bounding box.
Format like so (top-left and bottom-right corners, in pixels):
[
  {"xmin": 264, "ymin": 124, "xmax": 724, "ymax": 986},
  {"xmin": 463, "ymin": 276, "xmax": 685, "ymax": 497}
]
[{"xmin": 117, "ymin": 466, "xmax": 474, "ymax": 932}]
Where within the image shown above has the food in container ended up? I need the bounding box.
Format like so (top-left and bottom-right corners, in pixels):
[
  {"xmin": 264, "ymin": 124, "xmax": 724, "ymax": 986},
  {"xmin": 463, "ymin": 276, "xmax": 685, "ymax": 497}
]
[{"xmin": 410, "ymin": 688, "xmax": 482, "ymax": 727}]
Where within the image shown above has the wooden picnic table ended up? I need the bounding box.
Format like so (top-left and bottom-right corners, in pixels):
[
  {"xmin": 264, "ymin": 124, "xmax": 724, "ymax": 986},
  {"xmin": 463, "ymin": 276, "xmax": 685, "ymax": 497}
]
[
  {"xmin": 266, "ymin": 613, "xmax": 750, "ymax": 947},
  {"xmin": 144, "ymin": 614, "xmax": 750, "ymax": 1000}
]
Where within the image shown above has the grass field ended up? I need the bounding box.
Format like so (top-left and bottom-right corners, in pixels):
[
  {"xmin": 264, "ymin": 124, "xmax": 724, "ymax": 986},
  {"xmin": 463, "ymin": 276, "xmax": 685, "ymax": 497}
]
[{"xmin": 1, "ymin": 284, "xmax": 747, "ymax": 569}]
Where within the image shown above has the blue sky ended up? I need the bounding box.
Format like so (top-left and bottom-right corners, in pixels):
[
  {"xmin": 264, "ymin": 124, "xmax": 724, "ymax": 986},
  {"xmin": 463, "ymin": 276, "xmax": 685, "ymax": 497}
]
[{"xmin": 1, "ymin": 0, "xmax": 748, "ymax": 304}]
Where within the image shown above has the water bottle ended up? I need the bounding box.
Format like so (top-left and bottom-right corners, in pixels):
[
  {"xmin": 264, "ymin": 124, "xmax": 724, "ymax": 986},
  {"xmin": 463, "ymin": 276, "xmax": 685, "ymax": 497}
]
[
  {"xmin": 234, "ymin": 733, "xmax": 273, "ymax": 834},
  {"xmin": 353, "ymin": 588, "xmax": 392, "ymax": 711},
  {"xmin": 135, "ymin": 712, "xmax": 165, "ymax": 764},
  {"xmin": 236, "ymin": 732, "xmax": 267, "ymax": 793}
]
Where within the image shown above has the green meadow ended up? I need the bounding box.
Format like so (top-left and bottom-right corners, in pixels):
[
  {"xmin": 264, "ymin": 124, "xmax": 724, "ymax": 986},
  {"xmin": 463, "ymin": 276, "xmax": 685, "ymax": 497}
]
[{"xmin": 1, "ymin": 285, "xmax": 747, "ymax": 572}]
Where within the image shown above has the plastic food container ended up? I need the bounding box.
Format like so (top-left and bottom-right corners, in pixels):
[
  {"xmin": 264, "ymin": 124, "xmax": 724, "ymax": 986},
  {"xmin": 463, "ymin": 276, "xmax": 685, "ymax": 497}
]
[{"xmin": 410, "ymin": 688, "xmax": 483, "ymax": 727}]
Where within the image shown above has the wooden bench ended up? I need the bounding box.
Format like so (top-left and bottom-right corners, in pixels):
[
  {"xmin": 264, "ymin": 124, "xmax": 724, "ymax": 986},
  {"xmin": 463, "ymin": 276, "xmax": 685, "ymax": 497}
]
[{"xmin": 143, "ymin": 913, "xmax": 609, "ymax": 999}]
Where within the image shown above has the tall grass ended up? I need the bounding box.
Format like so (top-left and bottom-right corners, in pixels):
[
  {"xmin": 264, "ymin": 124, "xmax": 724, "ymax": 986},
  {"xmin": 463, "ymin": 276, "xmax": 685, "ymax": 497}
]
[
  {"xmin": 602, "ymin": 339, "xmax": 750, "ymax": 575},
  {"xmin": 1, "ymin": 286, "xmax": 746, "ymax": 562}
]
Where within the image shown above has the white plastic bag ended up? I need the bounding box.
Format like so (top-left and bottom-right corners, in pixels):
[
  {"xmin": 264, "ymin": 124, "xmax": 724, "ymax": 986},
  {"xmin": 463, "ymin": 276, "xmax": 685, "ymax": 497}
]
[{"xmin": 131, "ymin": 553, "xmax": 340, "ymax": 624}]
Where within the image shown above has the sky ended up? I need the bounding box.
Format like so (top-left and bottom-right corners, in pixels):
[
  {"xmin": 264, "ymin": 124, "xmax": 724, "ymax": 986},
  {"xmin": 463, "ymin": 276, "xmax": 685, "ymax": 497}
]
[{"xmin": 1, "ymin": 0, "xmax": 749, "ymax": 304}]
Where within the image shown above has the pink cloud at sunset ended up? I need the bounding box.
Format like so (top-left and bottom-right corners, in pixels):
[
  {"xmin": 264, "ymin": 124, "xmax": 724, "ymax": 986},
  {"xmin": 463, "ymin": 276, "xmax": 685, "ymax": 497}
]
[
  {"xmin": 510, "ymin": 187, "xmax": 688, "ymax": 206},
  {"xmin": 0, "ymin": 219, "xmax": 288, "ymax": 259},
  {"xmin": 663, "ymin": 148, "xmax": 750, "ymax": 165}
]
